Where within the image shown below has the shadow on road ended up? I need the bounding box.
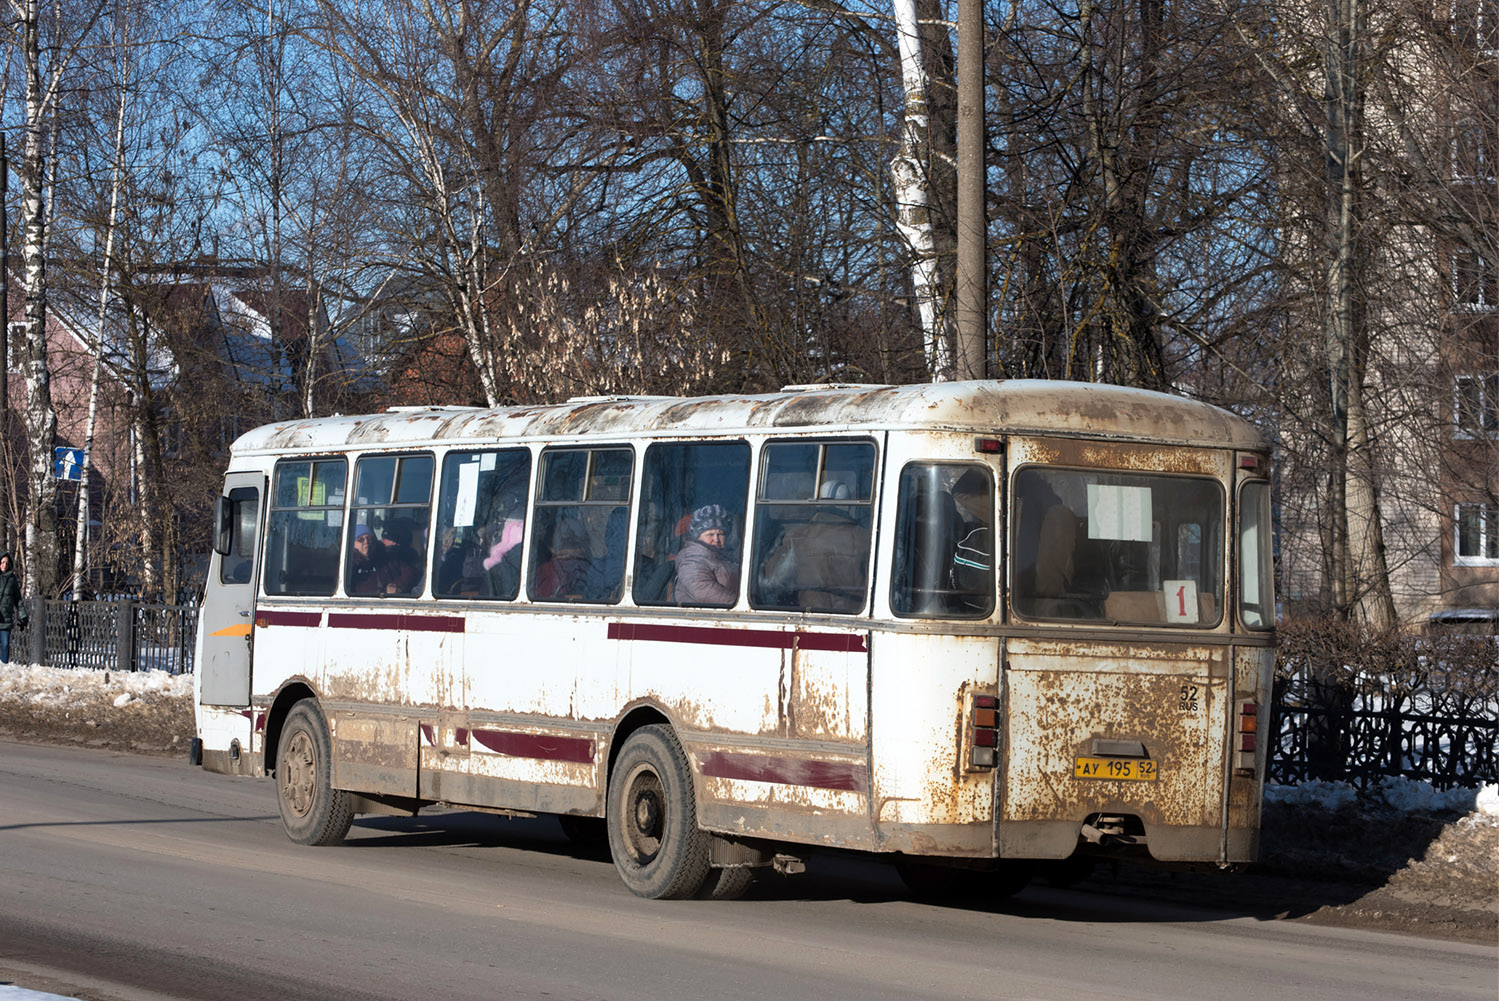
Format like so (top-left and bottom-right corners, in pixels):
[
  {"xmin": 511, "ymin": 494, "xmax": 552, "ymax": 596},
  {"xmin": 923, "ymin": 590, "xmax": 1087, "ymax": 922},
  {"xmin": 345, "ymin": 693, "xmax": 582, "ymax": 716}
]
[{"xmin": 332, "ymin": 804, "xmax": 1435, "ymax": 930}]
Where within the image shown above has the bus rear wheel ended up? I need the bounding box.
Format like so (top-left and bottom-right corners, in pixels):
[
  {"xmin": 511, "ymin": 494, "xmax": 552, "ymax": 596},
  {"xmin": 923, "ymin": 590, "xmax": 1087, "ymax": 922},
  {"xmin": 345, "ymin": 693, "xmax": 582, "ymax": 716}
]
[
  {"xmin": 276, "ymin": 700, "xmax": 353, "ymax": 846},
  {"xmin": 606, "ymin": 725, "xmax": 711, "ymax": 899}
]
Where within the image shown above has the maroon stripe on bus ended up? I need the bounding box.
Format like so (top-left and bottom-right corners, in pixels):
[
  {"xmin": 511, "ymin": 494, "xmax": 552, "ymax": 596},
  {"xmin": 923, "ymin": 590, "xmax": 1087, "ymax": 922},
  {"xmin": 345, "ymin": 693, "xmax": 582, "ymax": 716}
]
[
  {"xmin": 697, "ymin": 751, "xmax": 868, "ymax": 793},
  {"xmin": 470, "ymin": 729, "xmax": 594, "ymax": 764},
  {"xmin": 326, "ymin": 612, "xmax": 466, "ymax": 633},
  {"xmin": 607, "ymin": 621, "xmax": 867, "ymax": 654},
  {"xmin": 257, "ymin": 610, "xmax": 321, "ymax": 628}
]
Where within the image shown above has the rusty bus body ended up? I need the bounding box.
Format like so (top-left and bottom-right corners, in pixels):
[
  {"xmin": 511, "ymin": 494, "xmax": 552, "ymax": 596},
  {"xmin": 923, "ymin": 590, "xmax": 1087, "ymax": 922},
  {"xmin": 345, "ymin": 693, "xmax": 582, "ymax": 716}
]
[{"xmin": 193, "ymin": 380, "xmax": 1276, "ymax": 898}]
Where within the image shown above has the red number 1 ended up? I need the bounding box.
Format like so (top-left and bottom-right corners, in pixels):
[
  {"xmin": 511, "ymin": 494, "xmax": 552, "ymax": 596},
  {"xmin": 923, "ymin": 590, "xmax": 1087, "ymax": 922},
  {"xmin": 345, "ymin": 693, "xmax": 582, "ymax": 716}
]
[{"xmin": 1176, "ymin": 586, "xmax": 1187, "ymax": 617}]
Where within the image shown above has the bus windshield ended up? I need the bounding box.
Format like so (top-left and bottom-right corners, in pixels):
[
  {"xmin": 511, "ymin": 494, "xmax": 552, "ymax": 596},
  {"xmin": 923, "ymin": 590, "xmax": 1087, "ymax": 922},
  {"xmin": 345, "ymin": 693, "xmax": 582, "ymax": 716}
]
[{"xmin": 1011, "ymin": 466, "xmax": 1224, "ymax": 626}]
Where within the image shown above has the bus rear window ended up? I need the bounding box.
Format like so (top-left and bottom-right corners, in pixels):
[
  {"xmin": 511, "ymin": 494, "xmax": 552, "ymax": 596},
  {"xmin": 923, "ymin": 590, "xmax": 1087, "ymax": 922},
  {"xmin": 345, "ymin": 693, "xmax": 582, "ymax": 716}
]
[{"xmin": 1011, "ymin": 467, "xmax": 1223, "ymax": 626}]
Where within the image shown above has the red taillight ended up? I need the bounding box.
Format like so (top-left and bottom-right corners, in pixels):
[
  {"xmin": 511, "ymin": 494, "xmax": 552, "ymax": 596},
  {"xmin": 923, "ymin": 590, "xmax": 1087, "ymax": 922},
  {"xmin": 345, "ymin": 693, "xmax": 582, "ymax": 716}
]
[
  {"xmin": 1239, "ymin": 733, "xmax": 1257, "ymax": 752},
  {"xmin": 968, "ymin": 693, "xmax": 1000, "ymax": 769},
  {"xmin": 974, "ymin": 437, "xmax": 1002, "ymax": 454}
]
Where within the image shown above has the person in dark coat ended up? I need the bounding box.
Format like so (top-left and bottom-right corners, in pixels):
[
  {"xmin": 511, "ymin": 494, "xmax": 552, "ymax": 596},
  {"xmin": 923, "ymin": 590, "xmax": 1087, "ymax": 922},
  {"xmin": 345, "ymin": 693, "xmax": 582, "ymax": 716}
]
[{"xmin": 0, "ymin": 550, "xmax": 25, "ymax": 664}]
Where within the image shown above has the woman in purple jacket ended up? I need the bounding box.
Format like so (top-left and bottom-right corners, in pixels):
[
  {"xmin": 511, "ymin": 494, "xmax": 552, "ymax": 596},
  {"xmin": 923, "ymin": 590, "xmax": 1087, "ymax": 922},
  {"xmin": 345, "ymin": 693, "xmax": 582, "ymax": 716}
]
[{"xmin": 675, "ymin": 505, "xmax": 739, "ymax": 606}]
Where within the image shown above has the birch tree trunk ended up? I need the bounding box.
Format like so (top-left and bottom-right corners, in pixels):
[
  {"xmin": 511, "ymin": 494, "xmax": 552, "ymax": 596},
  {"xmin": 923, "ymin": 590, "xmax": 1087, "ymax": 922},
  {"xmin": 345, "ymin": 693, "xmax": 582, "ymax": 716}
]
[
  {"xmin": 72, "ymin": 32, "xmax": 133, "ymax": 599},
  {"xmin": 17, "ymin": 0, "xmax": 59, "ymax": 598},
  {"xmin": 890, "ymin": 0, "xmax": 950, "ymax": 380}
]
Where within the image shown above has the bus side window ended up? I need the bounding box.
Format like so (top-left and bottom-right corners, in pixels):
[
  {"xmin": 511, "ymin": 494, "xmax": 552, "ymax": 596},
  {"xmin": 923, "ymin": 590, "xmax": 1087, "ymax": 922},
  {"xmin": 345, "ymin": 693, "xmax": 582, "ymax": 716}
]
[
  {"xmin": 219, "ymin": 486, "xmax": 260, "ymax": 586},
  {"xmin": 263, "ymin": 458, "xmax": 347, "ymax": 596},
  {"xmin": 632, "ymin": 441, "xmax": 752, "ymax": 607},
  {"xmin": 346, "ymin": 453, "xmax": 434, "ymax": 597},
  {"xmin": 529, "ymin": 447, "xmax": 633, "ymax": 603},
  {"xmin": 750, "ymin": 440, "xmax": 876, "ymax": 614},
  {"xmin": 890, "ymin": 463, "xmax": 994, "ymax": 618},
  {"xmin": 432, "ymin": 448, "xmax": 531, "ymax": 600}
]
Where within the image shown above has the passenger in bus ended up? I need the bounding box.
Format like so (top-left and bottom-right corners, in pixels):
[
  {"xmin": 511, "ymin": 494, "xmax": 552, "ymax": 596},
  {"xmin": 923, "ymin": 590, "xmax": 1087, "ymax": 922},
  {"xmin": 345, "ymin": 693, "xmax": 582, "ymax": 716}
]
[
  {"xmin": 948, "ymin": 469, "xmax": 993, "ymax": 609},
  {"xmin": 480, "ymin": 517, "xmax": 525, "ymax": 598},
  {"xmin": 349, "ymin": 524, "xmax": 388, "ymax": 595},
  {"xmin": 583, "ymin": 507, "xmax": 629, "ymax": 602},
  {"xmin": 757, "ymin": 482, "xmax": 869, "ymax": 611},
  {"xmin": 379, "ymin": 520, "xmax": 424, "ymax": 595},
  {"xmin": 533, "ymin": 515, "xmax": 590, "ymax": 599},
  {"xmin": 675, "ymin": 504, "xmax": 739, "ymax": 606}
]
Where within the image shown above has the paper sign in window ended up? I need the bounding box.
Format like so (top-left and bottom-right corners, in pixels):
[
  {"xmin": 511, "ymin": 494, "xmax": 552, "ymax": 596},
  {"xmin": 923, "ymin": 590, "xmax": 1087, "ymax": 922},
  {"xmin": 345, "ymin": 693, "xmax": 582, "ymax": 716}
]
[
  {"xmin": 454, "ymin": 461, "xmax": 479, "ymax": 528},
  {"xmin": 1087, "ymin": 484, "xmax": 1152, "ymax": 541},
  {"xmin": 1164, "ymin": 579, "xmax": 1199, "ymax": 624}
]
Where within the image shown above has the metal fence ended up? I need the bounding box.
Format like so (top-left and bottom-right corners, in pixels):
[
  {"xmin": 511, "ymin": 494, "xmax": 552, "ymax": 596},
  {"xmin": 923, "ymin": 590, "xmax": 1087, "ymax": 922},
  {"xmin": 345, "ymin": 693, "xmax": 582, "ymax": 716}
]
[
  {"xmin": 1269, "ymin": 662, "xmax": 1498, "ymax": 791},
  {"xmin": 14, "ymin": 597, "xmax": 198, "ymax": 675}
]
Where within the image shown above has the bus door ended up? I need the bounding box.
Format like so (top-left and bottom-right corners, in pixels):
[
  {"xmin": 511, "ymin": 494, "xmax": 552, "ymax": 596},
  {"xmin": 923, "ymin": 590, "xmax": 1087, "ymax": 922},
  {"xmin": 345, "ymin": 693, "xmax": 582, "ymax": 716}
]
[
  {"xmin": 200, "ymin": 472, "xmax": 263, "ymax": 706},
  {"xmin": 868, "ymin": 434, "xmax": 1004, "ymax": 857}
]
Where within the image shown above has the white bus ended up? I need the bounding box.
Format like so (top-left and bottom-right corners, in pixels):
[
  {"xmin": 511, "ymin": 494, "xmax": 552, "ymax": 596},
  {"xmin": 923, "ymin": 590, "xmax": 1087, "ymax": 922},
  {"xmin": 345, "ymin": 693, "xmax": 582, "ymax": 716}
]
[{"xmin": 193, "ymin": 380, "xmax": 1276, "ymax": 899}]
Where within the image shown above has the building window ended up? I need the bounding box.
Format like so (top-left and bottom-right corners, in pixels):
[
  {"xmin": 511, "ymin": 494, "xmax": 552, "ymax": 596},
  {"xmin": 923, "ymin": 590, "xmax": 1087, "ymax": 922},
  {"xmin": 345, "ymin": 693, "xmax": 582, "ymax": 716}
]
[
  {"xmin": 1453, "ymin": 250, "xmax": 1497, "ymax": 310},
  {"xmin": 1455, "ymin": 0, "xmax": 1499, "ymax": 51},
  {"xmin": 1455, "ymin": 502, "xmax": 1499, "ymax": 565},
  {"xmin": 6, "ymin": 322, "xmax": 24, "ymax": 371},
  {"xmin": 1455, "ymin": 374, "xmax": 1499, "ymax": 437},
  {"xmin": 1452, "ymin": 121, "xmax": 1493, "ymax": 182}
]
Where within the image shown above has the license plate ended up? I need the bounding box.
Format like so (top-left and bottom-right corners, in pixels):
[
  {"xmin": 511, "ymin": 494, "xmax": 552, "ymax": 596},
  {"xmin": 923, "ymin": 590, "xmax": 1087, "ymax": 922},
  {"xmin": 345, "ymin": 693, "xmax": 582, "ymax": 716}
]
[{"xmin": 1074, "ymin": 757, "xmax": 1159, "ymax": 781}]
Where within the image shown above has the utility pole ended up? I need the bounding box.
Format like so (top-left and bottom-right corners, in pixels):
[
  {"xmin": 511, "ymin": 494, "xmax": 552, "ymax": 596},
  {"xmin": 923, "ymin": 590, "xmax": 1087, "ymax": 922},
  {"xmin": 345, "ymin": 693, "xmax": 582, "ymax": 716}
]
[{"xmin": 954, "ymin": 0, "xmax": 987, "ymax": 380}]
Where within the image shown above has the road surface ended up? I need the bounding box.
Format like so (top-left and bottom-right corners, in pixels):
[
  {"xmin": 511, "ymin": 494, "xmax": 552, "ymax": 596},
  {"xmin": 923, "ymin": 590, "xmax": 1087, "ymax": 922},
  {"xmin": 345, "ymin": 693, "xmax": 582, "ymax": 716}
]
[{"xmin": 1, "ymin": 741, "xmax": 1491, "ymax": 1001}]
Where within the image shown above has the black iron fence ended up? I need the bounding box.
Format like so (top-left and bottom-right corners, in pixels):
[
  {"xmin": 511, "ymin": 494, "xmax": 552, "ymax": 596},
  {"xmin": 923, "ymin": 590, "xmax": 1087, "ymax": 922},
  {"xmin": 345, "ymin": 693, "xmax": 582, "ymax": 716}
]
[
  {"xmin": 13, "ymin": 597, "xmax": 198, "ymax": 675},
  {"xmin": 1269, "ymin": 669, "xmax": 1498, "ymax": 791}
]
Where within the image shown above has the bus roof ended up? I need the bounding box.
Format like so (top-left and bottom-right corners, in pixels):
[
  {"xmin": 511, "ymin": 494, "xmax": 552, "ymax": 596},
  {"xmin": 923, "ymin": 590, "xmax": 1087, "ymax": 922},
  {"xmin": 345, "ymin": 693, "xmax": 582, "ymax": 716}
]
[{"xmin": 229, "ymin": 380, "xmax": 1269, "ymax": 457}]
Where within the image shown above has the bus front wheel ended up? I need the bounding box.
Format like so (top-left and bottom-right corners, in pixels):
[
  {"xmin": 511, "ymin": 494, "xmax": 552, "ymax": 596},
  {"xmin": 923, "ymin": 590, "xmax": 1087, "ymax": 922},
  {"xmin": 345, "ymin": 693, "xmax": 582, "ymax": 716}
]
[
  {"xmin": 607, "ymin": 725, "xmax": 711, "ymax": 899},
  {"xmin": 276, "ymin": 700, "xmax": 353, "ymax": 846}
]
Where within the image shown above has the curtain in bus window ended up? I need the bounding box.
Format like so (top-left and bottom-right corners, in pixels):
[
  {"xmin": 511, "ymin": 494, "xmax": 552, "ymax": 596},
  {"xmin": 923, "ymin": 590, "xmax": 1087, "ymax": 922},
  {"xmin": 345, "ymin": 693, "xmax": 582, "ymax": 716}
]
[
  {"xmin": 632, "ymin": 441, "xmax": 751, "ymax": 607},
  {"xmin": 750, "ymin": 440, "xmax": 876, "ymax": 613},
  {"xmin": 433, "ymin": 449, "xmax": 532, "ymax": 600},
  {"xmin": 1011, "ymin": 466, "xmax": 1224, "ymax": 625},
  {"xmin": 529, "ymin": 447, "xmax": 633, "ymax": 603},
  {"xmin": 263, "ymin": 459, "xmax": 346, "ymax": 596},
  {"xmin": 346, "ymin": 454, "xmax": 434, "ymax": 597},
  {"xmin": 890, "ymin": 463, "xmax": 995, "ymax": 618}
]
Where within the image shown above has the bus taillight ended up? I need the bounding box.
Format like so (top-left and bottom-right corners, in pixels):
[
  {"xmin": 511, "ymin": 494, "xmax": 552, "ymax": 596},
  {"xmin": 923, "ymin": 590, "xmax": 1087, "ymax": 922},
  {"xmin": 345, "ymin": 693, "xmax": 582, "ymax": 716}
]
[
  {"xmin": 969, "ymin": 693, "xmax": 999, "ymax": 769},
  {"xmin": 1235, "ymin": 702, "xmax": 1259, "ymax": 776}
]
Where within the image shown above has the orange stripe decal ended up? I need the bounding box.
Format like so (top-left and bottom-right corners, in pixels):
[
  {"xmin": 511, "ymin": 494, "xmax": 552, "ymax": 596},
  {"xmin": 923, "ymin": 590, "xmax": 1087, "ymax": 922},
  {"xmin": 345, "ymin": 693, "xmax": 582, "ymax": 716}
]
[{"xmin": 209, "ymin": 623, "xmax": 253, "ymax": 638}]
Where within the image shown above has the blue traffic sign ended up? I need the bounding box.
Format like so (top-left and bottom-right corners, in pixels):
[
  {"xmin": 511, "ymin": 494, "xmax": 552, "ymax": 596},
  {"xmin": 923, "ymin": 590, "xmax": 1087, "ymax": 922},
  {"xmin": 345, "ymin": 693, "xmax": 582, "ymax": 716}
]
[{"xmin": 54, "ymin": 447, "xmax": 84, "ymax": 480}]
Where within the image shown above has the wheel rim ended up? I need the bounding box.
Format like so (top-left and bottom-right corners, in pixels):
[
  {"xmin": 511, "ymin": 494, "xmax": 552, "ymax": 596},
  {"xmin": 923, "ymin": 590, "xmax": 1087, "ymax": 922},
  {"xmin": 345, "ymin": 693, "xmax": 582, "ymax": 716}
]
[
  {"xmin": 620, "ymin": 761, "xmax": 665, "ymax": 865},
  {"xmin": 281, "ymin": 728, "xmax": 316, "ymax": 818}
]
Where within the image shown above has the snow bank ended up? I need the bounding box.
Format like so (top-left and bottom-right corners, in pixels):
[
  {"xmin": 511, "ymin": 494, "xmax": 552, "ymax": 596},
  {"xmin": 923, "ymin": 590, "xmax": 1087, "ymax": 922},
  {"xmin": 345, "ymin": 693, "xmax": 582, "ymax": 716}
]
[
  {"xmin": 0, "ymin": 662, "xmax": 191, "ymax": 710},
  {"xmin": 1264, "ymin": 776, "xmax": 1498, "ymax": 817}
]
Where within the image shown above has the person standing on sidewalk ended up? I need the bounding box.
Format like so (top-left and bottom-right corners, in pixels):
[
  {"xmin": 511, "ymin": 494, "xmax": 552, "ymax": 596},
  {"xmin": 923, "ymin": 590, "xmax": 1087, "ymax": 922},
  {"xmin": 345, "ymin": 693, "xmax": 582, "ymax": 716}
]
[{"xmin": 0, "ymin": 551, "xmax": 24, "ymax": 663}]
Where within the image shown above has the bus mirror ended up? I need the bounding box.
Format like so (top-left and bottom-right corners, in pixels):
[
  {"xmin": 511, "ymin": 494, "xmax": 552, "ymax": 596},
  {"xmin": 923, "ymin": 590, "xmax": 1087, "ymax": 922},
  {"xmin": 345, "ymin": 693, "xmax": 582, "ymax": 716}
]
[{"xmin": 213, "ymin": 495, "xmax": 234, "ymax": 557}]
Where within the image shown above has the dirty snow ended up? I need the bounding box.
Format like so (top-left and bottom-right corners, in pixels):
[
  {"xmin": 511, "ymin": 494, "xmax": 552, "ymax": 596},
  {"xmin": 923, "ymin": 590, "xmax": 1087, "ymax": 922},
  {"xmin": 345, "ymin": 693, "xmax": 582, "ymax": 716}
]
[{"xmin": 0, "ymin": 662, "xmax": 192, "ymax": 708}]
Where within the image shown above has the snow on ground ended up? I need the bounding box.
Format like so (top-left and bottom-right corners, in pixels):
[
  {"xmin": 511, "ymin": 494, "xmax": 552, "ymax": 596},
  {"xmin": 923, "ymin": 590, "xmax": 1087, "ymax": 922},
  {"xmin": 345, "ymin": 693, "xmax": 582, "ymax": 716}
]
[
  {"xmin": 0, "ymin": 661, "xmax": 191, "ymax": 709},
  {"xmin": 1265, "ymin": 776, "xmax": 1499, "ymax": 818},
  {"xmin": 0, "ymin": 988, "xmax": 75, "ymax": 1001}
]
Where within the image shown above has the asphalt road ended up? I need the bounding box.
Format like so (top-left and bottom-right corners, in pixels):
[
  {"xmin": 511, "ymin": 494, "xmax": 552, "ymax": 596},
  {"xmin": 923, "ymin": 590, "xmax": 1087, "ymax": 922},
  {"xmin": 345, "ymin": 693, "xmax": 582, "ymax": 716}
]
[{"xmin": 0, "ymin": 741, "xmax": 1492, "ymax": 1001}]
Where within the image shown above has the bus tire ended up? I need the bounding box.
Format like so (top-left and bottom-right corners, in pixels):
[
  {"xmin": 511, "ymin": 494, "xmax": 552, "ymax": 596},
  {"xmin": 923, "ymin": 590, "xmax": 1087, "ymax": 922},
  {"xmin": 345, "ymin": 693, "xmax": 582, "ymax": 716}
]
[
  {"xmin": 606, "ymin": 724, "xmax": 711, "ymax": 899},
  {"xmin": 276, "ymin": 700, "xmax": 353, "ymax": 847},
  {"xmin": 697, "ymin": 866, "xmax": 755, "ymax": 901}
]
